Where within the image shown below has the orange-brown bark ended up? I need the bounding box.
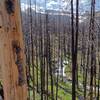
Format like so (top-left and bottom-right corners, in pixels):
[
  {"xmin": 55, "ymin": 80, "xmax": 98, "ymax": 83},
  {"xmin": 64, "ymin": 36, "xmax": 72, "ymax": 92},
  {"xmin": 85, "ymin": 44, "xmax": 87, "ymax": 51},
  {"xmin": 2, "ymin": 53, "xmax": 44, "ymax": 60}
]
[{"xmin": 0, "ymin": 0, "xmax": 27, "ymax": 100}]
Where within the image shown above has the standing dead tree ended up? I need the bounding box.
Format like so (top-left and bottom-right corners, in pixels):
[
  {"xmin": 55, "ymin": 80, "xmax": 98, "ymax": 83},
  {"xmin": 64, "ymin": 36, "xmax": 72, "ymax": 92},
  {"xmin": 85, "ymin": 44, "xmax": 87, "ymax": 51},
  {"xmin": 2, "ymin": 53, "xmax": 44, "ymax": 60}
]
[{"xmin": 71, "ymin": 0, "xmax": 79, "ymax": 99}]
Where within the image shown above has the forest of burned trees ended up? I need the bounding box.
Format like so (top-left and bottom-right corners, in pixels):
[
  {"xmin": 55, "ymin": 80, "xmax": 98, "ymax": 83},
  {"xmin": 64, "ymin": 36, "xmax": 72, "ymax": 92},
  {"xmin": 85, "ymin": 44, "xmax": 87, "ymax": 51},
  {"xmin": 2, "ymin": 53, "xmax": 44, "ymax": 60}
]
[{"xmin": 21, "ymin": 0, "xmax": 100, "ymax": 99}]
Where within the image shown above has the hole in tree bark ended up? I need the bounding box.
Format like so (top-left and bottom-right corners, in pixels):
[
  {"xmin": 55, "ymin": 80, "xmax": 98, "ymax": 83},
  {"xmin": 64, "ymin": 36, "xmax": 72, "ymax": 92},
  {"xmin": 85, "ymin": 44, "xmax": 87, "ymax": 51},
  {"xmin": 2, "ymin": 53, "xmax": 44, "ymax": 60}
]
[{"xmin": 5, "ymin": 0, "xmax": 15, "ymax": 15}]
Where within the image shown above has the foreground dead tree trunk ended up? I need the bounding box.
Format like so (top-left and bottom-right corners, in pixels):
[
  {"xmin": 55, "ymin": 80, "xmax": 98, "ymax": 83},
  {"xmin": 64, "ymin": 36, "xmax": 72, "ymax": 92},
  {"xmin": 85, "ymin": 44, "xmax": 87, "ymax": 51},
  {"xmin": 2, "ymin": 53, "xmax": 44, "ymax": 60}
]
[
  {"xmin": 0, "ymin": 0, "xmax": 27, "ymax": 100},
  {"xmin": 89, "ymin": 0, "xmax": 95, "ymax": 99},
  {"xmin": 71, "ymin": 0, "xmax": 79, "ymax": 99}
]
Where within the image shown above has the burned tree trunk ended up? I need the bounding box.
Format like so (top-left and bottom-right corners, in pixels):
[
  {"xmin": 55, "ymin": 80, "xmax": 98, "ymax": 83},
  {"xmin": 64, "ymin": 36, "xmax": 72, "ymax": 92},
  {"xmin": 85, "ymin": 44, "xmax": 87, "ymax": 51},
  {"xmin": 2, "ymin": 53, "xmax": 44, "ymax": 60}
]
[{"xmin": 0, "ymin": 0, "xmax": 27, "ymax": 100}]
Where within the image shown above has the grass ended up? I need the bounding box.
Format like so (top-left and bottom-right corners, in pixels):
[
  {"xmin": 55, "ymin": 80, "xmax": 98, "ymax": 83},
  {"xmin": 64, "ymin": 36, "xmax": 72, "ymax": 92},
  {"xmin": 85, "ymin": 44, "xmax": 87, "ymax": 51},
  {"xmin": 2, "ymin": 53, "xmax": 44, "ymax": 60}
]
[{"xmin": 58, "ymin": 89, "xmax": 72, "ymax": 100}]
